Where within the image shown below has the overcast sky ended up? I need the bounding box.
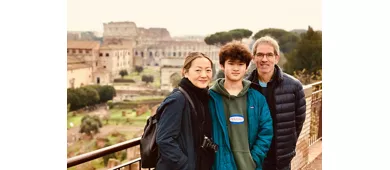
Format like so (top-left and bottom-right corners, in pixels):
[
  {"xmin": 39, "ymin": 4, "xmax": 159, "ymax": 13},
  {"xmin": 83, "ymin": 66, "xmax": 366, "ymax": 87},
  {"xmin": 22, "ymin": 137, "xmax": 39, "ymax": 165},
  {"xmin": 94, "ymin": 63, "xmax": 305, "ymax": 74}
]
[{"xmin": 67, "ymin": 0, "xmax": 321, "ymax": 36}]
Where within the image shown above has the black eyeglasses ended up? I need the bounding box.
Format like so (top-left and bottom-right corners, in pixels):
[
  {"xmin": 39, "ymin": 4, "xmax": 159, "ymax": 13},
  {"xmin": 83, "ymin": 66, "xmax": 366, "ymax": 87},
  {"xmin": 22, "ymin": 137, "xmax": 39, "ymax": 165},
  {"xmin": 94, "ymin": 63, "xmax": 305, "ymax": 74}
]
[{"xmin": 255, "ymin": 52, "xmax": 275, "ymax": 59}]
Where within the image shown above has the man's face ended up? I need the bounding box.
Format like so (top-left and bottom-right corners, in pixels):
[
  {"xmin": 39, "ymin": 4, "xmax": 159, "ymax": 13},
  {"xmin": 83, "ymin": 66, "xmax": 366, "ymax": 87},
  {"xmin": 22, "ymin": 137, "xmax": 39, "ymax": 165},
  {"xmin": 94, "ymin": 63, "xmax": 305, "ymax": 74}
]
[
  {"xmin": 221, "ymin": 59, "xmax": 247, "ymax": 82},
  {"xmin": 253, "ymin": 43, "xmax": 280, "ymax": 75}
]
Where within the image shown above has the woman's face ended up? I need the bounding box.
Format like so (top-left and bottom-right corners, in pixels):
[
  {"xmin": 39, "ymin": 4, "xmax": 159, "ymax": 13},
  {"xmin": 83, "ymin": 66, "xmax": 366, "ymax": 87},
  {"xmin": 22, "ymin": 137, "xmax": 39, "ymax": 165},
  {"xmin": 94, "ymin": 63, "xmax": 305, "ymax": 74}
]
[{"xmin": 184, "ymin": 57, "xmax": 213, "ymax": 88}]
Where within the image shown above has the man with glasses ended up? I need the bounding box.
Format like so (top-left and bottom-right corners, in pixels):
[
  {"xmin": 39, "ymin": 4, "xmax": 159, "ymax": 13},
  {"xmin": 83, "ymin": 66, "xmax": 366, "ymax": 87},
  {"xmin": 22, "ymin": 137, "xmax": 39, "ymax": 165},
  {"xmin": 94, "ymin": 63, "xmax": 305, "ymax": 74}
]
[{"xmin": 246, "ymin": 36, "xmax": 306, "ymax": 170}]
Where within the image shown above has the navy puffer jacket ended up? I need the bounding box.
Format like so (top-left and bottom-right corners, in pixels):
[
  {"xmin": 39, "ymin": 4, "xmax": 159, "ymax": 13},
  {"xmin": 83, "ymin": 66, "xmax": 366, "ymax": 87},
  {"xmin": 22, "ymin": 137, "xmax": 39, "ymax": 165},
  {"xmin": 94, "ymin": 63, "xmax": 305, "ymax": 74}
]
[{"xmin": 246, "ymin": 65, "xmax": 306, "ymax": 169}]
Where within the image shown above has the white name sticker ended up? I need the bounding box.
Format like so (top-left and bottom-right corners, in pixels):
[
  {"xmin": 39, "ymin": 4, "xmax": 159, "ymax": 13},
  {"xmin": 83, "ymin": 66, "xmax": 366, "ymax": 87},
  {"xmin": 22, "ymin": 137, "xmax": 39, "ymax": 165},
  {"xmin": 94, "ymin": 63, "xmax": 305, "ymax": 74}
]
[{"xmin": 229, "ymin": 114, "xmax": 244, "ymax": 124}]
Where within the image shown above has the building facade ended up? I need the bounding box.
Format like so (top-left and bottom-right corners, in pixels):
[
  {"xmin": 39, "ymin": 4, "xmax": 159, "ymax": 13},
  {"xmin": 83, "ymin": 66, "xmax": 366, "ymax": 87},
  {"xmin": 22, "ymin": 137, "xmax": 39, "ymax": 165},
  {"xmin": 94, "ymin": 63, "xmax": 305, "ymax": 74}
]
[{"xmin": 67, "ymin": 56, "xmax": 93, "ymax": 88}]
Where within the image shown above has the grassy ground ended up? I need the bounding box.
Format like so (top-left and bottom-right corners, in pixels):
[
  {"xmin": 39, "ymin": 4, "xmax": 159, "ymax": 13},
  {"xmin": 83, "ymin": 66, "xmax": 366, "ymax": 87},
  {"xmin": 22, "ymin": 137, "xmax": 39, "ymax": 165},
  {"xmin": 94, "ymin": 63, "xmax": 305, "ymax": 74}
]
[
  {"xmin": 67, "ymin": 105, "xmax": 153, "ymax": 169},
  {"xmin": 122, "ymin": 67, "xmax": 160, "ymax": 88},
  {"xmin": 67, "ymin": 113, "xmax": 83, "ymax": 128},
  {"xmin": 67, "ymin": 108, "xmax": 150, "ymax": 129}
]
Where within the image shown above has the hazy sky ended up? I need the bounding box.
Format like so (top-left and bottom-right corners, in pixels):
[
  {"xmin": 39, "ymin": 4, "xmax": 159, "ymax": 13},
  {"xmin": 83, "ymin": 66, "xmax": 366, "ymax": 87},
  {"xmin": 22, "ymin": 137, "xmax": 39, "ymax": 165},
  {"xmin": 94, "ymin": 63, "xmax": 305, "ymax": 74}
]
[{"xmin": 67, "ymin": 0, "xmax": 321, "ymax": 36}]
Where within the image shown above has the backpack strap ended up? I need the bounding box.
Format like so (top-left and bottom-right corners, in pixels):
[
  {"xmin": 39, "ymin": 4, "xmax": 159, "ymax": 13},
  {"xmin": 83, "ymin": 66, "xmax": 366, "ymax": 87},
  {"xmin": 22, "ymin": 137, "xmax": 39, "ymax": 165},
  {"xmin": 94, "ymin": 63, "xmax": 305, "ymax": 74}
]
[{"xmin": 178, "ymin": 86, "xmax": 197, "ymax": 117}]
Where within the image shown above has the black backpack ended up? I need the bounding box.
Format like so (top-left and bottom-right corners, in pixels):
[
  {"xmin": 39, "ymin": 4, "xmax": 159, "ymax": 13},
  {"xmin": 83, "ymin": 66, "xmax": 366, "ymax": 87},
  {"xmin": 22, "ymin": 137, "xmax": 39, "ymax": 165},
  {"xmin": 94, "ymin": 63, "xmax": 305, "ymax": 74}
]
[{"xmin": 140, "ymin": 87, "xmax": 196, "ymax": 168}]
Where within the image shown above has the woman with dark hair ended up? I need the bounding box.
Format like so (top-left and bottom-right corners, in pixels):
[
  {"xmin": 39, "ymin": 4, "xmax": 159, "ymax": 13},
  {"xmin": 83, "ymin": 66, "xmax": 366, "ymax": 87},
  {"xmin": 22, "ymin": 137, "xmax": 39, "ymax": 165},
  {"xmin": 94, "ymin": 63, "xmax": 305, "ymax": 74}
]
[{"xmin": 156, "ymin": 52, "xmax": 216, "ymax": 170}]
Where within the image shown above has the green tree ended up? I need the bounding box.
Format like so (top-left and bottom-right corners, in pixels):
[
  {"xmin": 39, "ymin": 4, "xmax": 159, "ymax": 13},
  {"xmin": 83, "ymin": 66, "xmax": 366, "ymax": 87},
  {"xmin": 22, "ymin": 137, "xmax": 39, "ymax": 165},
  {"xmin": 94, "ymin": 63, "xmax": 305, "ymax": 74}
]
[
  {"xmin": 79, "ymin": 115, "xmax": 103, "ymax": 136},
  {"xmin": 100, "ymin": 85, "xmax": 116, "ymax": 102},
  {"xmin": 204, "ymin": 31, "xmax": 234, "ymax": 46},
  {"xmin": 119, "ymin": 69, "xmax": 128, "ymax": 78},
  {"xmin": 170, "ymin": 73, "xmax": 181, "ymax": 88},
  {"xmin": 134, "ymin": 66, "xmax": 144, "ymax": 75},
  {"xmin": 293, "ymin": 68, "xmax": 322, "ymax": 85},
  {"xmin": 216, "ymin": 31, "xmax": 233, "ymax": 45},
  {"xmin": 67, "ymin": 88, "xmax": 82, "ymax": 111},
  {"xmin": 142, "ymin": 75, "xmax": 154, "ymax": 84},
  {"xmin": 229, "ymin": 30, "xmax": 244, "ymax": 41},
  {"xmin": 74, "ymin": 88, "xmax": 88, "ymax": 108},
  {"xmin": 253, "ymin": 28, "xmax": 300, "ymax": 54},
  {"xmin": 284, "ymin": 26, "xmax": 322, "ymax": 76},
  {"xmin": 80, "ymin": 86, "xmax": 100, "ymax": 106},
  {"xmin": 205, "ymin": 35, "xmax": 217, "ymax": 45},
  {"xmin": 229, "ymin": 29, "xmax": 253, "ymax": 41}
]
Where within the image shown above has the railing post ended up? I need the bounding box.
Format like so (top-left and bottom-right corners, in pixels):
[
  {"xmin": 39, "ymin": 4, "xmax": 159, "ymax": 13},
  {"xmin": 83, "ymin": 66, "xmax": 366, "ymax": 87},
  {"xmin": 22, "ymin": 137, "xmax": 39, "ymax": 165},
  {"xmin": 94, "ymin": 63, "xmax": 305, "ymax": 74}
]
[{"xmin": 318, "ymin": 104, "xmax": 322, "ymax": 138}]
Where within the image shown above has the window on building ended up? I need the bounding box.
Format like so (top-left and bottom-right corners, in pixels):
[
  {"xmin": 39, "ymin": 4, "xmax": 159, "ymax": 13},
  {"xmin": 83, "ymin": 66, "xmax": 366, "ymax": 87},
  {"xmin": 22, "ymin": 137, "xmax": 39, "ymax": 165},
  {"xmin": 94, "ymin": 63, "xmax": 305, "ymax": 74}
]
[
  {"xmin": 141, "ymin": 52, "xmax": 144, "ymax": 57},
  {"xmin": 135, "ymin": 51, "xmax": 138, "ymax": 56},
  {"xmin": 149, "ymin": 52, "xmax": 153, "ymax": 57},
  {"xmin": 173, "ymin": 52, "xmax": 176, "ymax": 57},
  {"xmin": 86, "ymin": 50, "xmax": 90, "ymax": 54},
  {"xmin": 99, "ymin": 53, "xmax": 103, "ymax": 57},
  {"xmin": 96, "ymin": 62, "xmax": 98, "ymax": 66},
  {"xmin": 79, "ymin": 49, "xmax": 82, "ymax": 53},
  {"xmin": 104, "ymin": 66, "xmax": 106, "ymax": 68},
  {"xmin": 67, "ymin": 50, "xmax": 69, "ymax": 53},
  {"xmin": 106, "ymin": 53, "xmax": 109, "ymax": 57},
  {"xmin": 72, "ymin": 50, "xmax": 76, "ymax": 53}
]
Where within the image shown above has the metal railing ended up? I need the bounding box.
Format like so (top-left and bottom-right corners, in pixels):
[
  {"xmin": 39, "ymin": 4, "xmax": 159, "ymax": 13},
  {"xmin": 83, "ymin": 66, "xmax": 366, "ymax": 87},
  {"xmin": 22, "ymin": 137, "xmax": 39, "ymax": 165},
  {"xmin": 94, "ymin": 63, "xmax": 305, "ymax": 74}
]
[
  {"xmin": 67, "ymin": 137, "xmax": 149, "ymax": 170},
  {"xmin": 308, "ymin": 81, "xmax": 322, "ymax": 146}
]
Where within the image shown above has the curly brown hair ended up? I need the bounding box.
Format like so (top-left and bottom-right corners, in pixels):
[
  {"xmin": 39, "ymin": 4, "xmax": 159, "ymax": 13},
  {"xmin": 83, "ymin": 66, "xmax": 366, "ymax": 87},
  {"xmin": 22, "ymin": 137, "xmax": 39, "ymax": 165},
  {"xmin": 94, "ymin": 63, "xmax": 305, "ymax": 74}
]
[{"xmin": 219, "ymin": 42, "xmax": 252, "ymax": 68}]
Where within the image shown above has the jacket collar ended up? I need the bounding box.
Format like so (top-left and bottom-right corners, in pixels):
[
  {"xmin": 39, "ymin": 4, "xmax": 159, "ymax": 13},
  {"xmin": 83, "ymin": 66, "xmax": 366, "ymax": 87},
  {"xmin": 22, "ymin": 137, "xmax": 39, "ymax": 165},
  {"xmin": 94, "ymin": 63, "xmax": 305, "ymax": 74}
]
[{"xmin": 246, "ymin": 65, "xmax": 284, "ymax": 85}]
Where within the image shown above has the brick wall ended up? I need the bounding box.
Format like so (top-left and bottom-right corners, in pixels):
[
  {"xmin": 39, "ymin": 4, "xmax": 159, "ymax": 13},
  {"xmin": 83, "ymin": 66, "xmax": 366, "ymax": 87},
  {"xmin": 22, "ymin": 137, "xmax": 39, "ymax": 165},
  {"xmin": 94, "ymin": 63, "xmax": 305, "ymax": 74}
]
[{"xmin": 291, "ymin": 86, "xmax": 312, "ymax": 170}]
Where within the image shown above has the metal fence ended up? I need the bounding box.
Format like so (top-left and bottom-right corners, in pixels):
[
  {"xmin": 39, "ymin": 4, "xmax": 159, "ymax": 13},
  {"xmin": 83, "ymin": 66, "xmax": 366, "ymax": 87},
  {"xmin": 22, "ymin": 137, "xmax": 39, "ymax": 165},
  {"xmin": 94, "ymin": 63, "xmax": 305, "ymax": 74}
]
[{"xmin": 308, "ymin": 81, "xmax": 322, "ymax": 146}]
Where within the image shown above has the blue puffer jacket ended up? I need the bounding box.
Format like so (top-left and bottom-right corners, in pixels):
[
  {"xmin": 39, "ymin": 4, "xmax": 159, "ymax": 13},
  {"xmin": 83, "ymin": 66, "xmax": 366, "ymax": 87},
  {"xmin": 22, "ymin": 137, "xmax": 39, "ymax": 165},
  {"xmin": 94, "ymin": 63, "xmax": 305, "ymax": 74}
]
[{"xmin": 209, "ymin": 88, "xmax": 273, "ymax": 170}]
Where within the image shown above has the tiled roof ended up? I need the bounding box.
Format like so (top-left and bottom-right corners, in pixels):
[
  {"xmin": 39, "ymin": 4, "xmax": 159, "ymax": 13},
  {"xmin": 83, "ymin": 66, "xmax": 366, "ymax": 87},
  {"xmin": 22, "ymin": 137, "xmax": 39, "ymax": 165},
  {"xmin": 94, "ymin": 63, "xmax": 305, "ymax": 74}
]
[{"xmin": 67, "ymin": 40, "xmax": 100, "ymax": 49}]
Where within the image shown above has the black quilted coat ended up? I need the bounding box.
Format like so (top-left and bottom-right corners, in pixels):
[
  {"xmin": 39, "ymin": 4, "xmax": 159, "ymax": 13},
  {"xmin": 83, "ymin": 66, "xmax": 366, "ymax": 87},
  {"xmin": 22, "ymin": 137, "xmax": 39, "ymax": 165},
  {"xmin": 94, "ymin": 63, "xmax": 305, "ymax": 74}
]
[{"xmin": 246, "ymin": 65, "xmax": 306, "ymax": 169}]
